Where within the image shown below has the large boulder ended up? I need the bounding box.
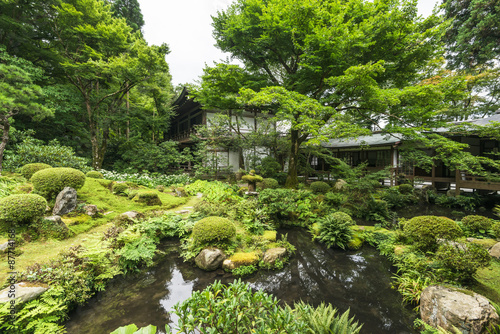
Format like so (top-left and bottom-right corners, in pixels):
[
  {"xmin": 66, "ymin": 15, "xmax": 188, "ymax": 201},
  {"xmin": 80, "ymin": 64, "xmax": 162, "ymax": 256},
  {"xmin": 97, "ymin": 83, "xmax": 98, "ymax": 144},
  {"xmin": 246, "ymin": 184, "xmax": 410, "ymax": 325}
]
[
  {"xmin": 489, "ymin": 242, "xmax": 500, "ymax": 259},
  {"xmin": 420, "ymin": 285, "xmax": 499, "ymax": 334},
  {"xmin": 0, "ymin": 282, "xmax": 49, "ymax": 305},
  {"xmin": 44, "ymin": 216, "xmax": 71, "ymax": 239},
  {"xmin": 262, "ymin": 247, "xmax": 287, "ymax": 265},
  {"xmin": 52, "ymin": 187, "xmax": 77, "ymax": 216},
  {"xmin": 195, "ymin": 248, "xmax": 226, "ymax": 271}
]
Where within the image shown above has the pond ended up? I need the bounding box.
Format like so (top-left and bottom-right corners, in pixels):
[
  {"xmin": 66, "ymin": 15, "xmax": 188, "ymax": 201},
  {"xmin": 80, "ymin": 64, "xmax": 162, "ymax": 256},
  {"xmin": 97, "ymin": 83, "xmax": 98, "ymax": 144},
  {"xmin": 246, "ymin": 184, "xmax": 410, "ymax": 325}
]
[{"xmin": 65, "ymin": 229, "xmax": 416, "ymax": 334}]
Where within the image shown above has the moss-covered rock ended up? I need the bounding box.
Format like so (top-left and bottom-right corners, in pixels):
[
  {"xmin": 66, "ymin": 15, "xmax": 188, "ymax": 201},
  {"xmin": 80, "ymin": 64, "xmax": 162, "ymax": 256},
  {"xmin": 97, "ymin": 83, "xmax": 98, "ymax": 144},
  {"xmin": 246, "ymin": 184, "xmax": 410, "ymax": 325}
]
[
  {"xmin": 404, "ymin": 215, "xmax": 463, "ymax": 252},
  {"xmin": 223, "ymin": 252, "xmax": 259, "ymax": 270},
  {"xmin": 31, "ymin": 167, "xmax": 85, "ymax": 199},
  {"xmin": 192, "ymin": 216, "xmax": 236, "ymax": 244},
  {"xmin": 134, "ymin": 191, "xmax": 162, "ymax": 206},
  {"xmin": 262, "ymin": 230, "xmax": 277, "ymax": 242},
  {"xmin": 0, "ymin": 194, "xmax": 47, "ymax": 226},
  {"xmin": 85, "ymin": 171, "xmax": 103, "ymax": 179},
  {"xmin": 112, "ymin": 183, "xmax": 128, "ymax": 195},
  {"xmin": 20, "ymin": 163, "xmax": 52, "ymax": 180}
]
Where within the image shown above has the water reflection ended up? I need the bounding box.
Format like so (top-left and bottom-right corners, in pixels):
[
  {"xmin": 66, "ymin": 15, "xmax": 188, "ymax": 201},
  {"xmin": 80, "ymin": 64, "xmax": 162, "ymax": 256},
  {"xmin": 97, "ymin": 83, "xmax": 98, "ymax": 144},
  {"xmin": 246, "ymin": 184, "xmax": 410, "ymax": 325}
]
[{"xmin": 66, "ymin": 230, "xmax": 416, "ymax": 334}]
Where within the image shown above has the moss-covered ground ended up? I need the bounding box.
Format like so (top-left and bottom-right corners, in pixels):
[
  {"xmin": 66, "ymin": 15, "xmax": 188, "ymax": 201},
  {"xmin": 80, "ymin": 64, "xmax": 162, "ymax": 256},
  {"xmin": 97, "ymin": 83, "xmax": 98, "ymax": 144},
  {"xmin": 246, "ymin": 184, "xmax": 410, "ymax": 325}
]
[{"xmin": 0, "ymin": 175, "xmax": 195, "ymax": 283}]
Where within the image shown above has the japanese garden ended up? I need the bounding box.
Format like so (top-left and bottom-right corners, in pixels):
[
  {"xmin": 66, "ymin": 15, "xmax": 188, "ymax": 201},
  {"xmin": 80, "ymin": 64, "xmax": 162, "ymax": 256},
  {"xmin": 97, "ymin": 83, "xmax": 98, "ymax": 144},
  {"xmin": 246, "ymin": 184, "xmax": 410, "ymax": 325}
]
[{"xmin": 1, "ymin": 0, "xmax": 500, "ymax": 333}]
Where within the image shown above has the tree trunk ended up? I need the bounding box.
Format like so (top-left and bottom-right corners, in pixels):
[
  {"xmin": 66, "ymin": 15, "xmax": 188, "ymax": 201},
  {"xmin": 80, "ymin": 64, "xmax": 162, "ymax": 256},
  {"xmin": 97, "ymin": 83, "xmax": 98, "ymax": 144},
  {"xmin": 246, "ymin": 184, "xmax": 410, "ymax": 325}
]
[
  {"xmin": 285, "ymin": 129, "xmax": 300, "ymax": 188},
  {"xmin": 0, "ymin": 118, "xmax": 11, "ymax": 175}
]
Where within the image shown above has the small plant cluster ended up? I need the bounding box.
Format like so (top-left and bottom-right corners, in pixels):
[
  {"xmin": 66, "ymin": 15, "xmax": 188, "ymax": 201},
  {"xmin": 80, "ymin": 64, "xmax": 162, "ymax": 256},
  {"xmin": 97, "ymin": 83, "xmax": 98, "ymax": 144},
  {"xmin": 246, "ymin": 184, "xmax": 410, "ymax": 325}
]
[
  {"xmin": 164, "ymin": 280, "xmax": 362, "ymax": 334},
  {"xmin": 185, "ymin": 179, "xmax": 241, "ymax": 203},
  {"xmin": 99, "ymin": 169, "xmax": 193, "ymax": 188},
  {"xmin": 314, "ymin": 212, "xmax": 356, "ymax": 249}
]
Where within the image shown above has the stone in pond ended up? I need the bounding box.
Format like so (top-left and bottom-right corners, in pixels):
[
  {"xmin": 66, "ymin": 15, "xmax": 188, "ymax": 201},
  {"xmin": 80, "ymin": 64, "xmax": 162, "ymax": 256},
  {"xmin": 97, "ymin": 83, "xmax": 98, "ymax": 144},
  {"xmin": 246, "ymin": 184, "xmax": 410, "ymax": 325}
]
[
  {"xmin": 195, "ymin": 248, "xmax": 226, "ymax": 271},
  {"xmin": 262, "ymin": 247, "xmax": 287, "ymax": 265},
  {"xmin": 420, "ymin": 285, "xmax": 499, "ymax": 334}
]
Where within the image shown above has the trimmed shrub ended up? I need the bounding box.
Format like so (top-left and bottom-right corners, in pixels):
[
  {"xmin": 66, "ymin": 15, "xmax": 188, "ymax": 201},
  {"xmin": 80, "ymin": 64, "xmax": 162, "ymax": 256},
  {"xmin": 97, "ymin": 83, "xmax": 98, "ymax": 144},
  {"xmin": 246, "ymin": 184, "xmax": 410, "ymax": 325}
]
[
  {"xmin": 461, "ymin": 215, "xmax": 493, "ymax": 233},
  {"xmin": 259, "ymin": 156, "xmax": 282, "ymax": 178},
  {"xmin": 134, "ymin": 192, "xmax": 162, "ymax": 206},
  {"xmin": 403, "ymin": 216, "xmax": 463, "ymax": 252},
  {"xmin": 397, "ymin": 184, "xmax": 414, "ymax": 194},
  {"xmin": 317, "ymin": 212, "xmax": 356, "ymax": 249},
  {"xmin": 0, "ymin": 194, "xmax": 47, "ymax": 225},
  {"xmin": 31, "ymin": 167, "xmax": 86, "ymax": 199},
  {"xmin": 310, "ymin": 181, "xmax": 330, "ymax": 194},
  {"xmin": 86, "ymin": 171, "xmax": 103, "ymax": 179},
  {"xmin": 192, "ymin": 216, "xmax": 236, "ymax": 244},
  {"xmin": 257, "ymin": 178, "xmax": 279, "ymax": 190},
  {"xmin": 20, "ymin": 163, "xmax": 52, "ymax": 180},
  {"xmin": 435, "ymin": 243, "xmax": 490, "ymax": 281},
  {"xmin": 112, "ymin": 183, "xmax": 128, "ymax": 195}
]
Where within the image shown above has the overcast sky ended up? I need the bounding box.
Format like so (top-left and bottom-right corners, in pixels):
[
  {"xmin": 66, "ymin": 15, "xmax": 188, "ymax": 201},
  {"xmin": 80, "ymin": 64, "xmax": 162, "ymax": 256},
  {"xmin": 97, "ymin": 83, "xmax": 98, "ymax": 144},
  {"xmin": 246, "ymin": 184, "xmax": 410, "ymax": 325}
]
[{"xmin": 138, "ymin": 0, "xmax": 441, "ymax": 86}]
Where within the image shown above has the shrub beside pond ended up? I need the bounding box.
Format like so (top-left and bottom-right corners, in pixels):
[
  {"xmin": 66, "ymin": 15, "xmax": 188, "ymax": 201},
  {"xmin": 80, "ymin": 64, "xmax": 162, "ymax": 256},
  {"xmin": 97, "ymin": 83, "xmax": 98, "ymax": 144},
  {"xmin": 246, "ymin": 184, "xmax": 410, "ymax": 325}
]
[
  {"xmin": 192, "ymin": 216, "xmax": 236, "ymax": 245},
  {"xmin": 403, "ymin": 215, "xmax": 462, "ymax": 252},
  {"xmin": 310, "ymin": 181, "xmax": 330, "ymax": 194},
  {"xmin": 316, "ymin": 212, "xmax": 355, "ymax": 249},
  {"xmin": 461, "ymin": 215, "xmax": 493, "ymax": 234}
]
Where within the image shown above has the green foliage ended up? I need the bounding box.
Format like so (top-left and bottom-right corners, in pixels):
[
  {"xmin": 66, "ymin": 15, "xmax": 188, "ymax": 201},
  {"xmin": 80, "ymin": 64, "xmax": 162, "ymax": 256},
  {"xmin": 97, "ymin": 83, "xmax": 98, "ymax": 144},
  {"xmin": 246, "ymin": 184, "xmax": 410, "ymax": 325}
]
[
  {"xmin": 31, "ymin": 167, "xmax": 86, "ymax": 199},
  {"xmin": 397, "ymin": 184, "xmax": 414, "ymax": 194},
  {"xmin": 241, "ymin": 173, "xmax": 264, "ymax": 184},
  {"xmin": 185, "ymin": 180, "xmax": 240, "ymax": 203},
  {"xmin": 493, "ymin": 222, "xmax": 500, "ymax": 239},
  {"xmin": 20, "ymin": 163, "xmax": 52, "ymax": 180},
  {"xmin": 435, "ymin": 194, "xmax": 481, "ymax": 211},
  {"xmin": 0, "ymin": 286, "xmax": 68, "ymax": 334},
  {"xmin": 117, "ymin": 236, "xmax": 157, "ymax": 272},
  {"xmin": 257, "ymin": 177, "xmax": 279, "ymax": 190},
  {"xmin": 86, "ymin": 171, "xmax": 103, "ymax": 179},
  {"xmin": 258, "ymin": 188, "xmax": 317, "ymax": 226},
  {"xmin": 461, "ymin": 215, "xmax": 493, "ymax": 234},
  {"xmin": 134, "ymin": 191, "xmax": 162, "ymax": 206},
  {"xmin": 392, "ymin": 273, "xmax": 434, "ymax": 311},
  {"xmin": 170, "ymin": 280, "xmax": 307, "ymax": 333},
  {"xmin": 310, "ymin": 181, "xmax": 330, "ymax": 194},
  {"xmin": 380, "ymin": 186, "xmax": 418, "ymax": 209},
  {"xmin": 112, "ymin": 183, "xmax": 129, "ymax": 195},
  {"xmin": 232, "ymin": 264, "xmax": 257, "ymax": 277},
  {"xmin": 5, "ymin": 137, "xmax": 89, "ymax": 172},
  {"xmin": 0, "ymin": 194, "xmax": 47, "ymax": 226},
  {"xmin": 316, "ymin": 212, "xmax": 356, "ymax": 250},
  {"xmin": 259, "ymin": 156, "xmax": 282, "ymax": 178},
  {"xmin": 291, "ymin": 301, "xmax": 362, "ymax": 334},
  {"xmin": 324, "ymin": 192, "xmax": 348, "ymax": 208},
  {"xmin": 403, "ymin": 216, "xmax": 463, "ymax": 252},
  {"xmin": 110, "ymin": 324, "xmax": 158, "ymax": 334},
  {"xmin": 100, "ymin": 170, "xmax": 193, "ymax": 188},
  {"xmin": 435, "ymin": 242, "xmax": 491, "ymax": 281},
  {"xmin": 192, "ymin": 216, "xmax": 236, "ymax": 245}
]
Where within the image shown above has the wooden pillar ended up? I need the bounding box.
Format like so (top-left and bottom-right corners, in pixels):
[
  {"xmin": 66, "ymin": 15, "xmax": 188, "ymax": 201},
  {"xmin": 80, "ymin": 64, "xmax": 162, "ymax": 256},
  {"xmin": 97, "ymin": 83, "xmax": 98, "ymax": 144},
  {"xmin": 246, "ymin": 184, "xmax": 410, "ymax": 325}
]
[
  {"xmin": 455, "ymin": 169, "xmax": 461, "ymax": 196},
  {"xmin": 431, "ymin": 164, "xmax": 436, "ymax": 187}
]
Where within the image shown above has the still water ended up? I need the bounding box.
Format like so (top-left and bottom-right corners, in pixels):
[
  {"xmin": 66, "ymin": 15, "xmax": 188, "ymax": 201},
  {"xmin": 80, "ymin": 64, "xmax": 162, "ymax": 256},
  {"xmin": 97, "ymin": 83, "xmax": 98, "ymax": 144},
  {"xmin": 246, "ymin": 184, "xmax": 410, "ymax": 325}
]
[{"xmin": 65, "ymin": 229, "xmax": 416, "ymax": 334}]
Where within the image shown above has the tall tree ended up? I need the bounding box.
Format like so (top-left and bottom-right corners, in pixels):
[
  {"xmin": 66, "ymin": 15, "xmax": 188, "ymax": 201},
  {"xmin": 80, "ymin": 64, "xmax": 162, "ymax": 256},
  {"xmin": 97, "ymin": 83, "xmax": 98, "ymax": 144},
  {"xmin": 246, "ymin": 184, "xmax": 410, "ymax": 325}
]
[
  {"xmin": 442, "ymin": 0, "xmax": 500, "ymax": 69},
  {"xmin": 0, "ymin": 46, "xmax": 53, "ymax": 174},
  {"xmin": 49, "ymin": 0, "xmax": 170, "ymax": 169},
  {"xmin": 107, "ymin": 0, "xmax": 145, "ymax": 32},
  {"xmin": 213, "ymin": 0, "xmax": 446, "ymax": 187}
]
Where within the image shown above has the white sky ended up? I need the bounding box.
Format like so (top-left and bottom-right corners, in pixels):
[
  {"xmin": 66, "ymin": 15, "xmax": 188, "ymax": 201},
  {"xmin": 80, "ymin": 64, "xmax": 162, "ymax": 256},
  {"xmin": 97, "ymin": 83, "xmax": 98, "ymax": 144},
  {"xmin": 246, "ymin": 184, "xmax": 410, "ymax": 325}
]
[{"xmin": 139, "ymin": 0, "xmax": 441, "ymax": 86}]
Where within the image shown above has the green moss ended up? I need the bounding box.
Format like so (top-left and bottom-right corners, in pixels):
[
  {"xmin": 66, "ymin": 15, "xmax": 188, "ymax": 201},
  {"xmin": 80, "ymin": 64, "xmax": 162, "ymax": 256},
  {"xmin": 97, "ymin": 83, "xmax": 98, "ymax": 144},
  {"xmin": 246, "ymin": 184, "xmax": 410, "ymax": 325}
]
[
  {"xmin": 397, "ymin": 184, "xmax": 414, "ymax": 194},
  {"xmin": 347, "ymin": 236, "xmax": 364, "ymax": 250},
  {"xmin": 467, "ymin": 238, "xmax": 498, "ymax": 249},
  {"xmin": 192, "ymin": 216, "xmax": 236, "ymax": 244},
  {"xmin": 0, "ymin": 194, "xmax": 47, "ymax": 226},
  {"xmin": 112, "ymin": 183, "xmax": 128, "ymax": 195},
  {"xmin": 473, "ymin": 260, "xmax": 500, "ymax": 304},
  {"xmin": 20, "ymin": 163, "xmax": 52, "ymax": 180},
  {"xmin": 134, "ymin": 191, "xmax": 162, "ymax": 206},
  {"xmin": 31, "ymin": 167, "xmax": 86, "ymax": 199},
  {"xmin": 262, "ymin": 230, "xmax": 277, "ymax": 242},
  {"xmin": 86, "ymin": 171, "xmax": 103, "ymax": 179},
  {"xmin": 241, "ymin": 174, "xmax": 263, "ymax": 183},
  {"xmin": 229, "ymin": 252, "xmax": 259, "ymax": 267}
]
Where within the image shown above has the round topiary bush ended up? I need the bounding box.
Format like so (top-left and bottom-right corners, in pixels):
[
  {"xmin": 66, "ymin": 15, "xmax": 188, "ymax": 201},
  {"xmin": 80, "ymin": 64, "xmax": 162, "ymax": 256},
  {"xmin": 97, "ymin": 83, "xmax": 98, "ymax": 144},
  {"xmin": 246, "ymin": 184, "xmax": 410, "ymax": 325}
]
[
  {"xmin": 317, "ymin": 212, "xmax": 355, "ymax": 249},
  {"xmin": 403, "ymin": 215, "xmax": 463, "ymax": 252},
  {"xmin": 257, "ymin": 178, "xmax": 279, "ymax": 190},
  {"xmin": 310, "ymin": 181, "xmax": 330, "ymax": 194},
  {"xmin": 31, "ymin": 167, "xmax": 86, "ymax": 199},
  {"xmin": 86, "ymin": 170, "xmax": 103, "ymax": 179},
  {"xmin": 0, "ymin": 194, "xmax": 47, "ymax": 226},
  {"xmin": 134, "ymin": 191, "xmax": 162, "ymax": 206},
  {"xmin": 112, "ymin": 183, "xmax": 128, "ymax": 195},
  {"xmin": 397, "ymin": 184, "xmax": 414, "ymax": 194},
  {"xmin": 461, "ymin": 215, "xmax": 492, "ymax": 233},
  {"xmin": 192, "ymin": 216, "xmax": 236, "ymax": 244},
  {"xmin": 20, "ymin": 163, "xmax": 52, "ymax": 180}
]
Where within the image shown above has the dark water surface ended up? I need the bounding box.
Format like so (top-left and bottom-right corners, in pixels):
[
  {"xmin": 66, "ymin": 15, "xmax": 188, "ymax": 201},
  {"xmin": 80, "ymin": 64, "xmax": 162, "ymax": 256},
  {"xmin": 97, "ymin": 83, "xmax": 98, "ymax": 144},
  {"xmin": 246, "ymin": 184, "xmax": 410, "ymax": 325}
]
[{"xmin": 65, "ymin": 229, "xmax": 416, "ymax": 334}]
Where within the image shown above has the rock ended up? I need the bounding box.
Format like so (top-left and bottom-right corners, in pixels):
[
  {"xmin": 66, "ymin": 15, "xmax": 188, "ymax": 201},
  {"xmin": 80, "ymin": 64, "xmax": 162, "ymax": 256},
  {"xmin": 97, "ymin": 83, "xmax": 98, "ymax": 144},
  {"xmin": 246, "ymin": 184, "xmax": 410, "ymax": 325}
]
[
  {"xmin": 489, "ymin": 242, "xmax": 500, "ymax": 259},
  {"xmin": 196, "ymin": 192, "xmax": 203, "ymax": 198},
  {"xmin": 84, "ymin": 204, "xmax": 98, "ymax": 217},
  {"xmin": 262, "ymin": 247, "xmax": 287, "ymax": 265},
  {"xmin": 52, "ymin": 187, "xmax": 77, "ymax": 216},
  {"xmin": 222, "ymin": 259, "xmax": 236, "ymax": 271},
  {"xmin": 195, "ymin": 248, "xmax": 226, "ymax": 271},
  {"xmin": 114, "ymin": 211, "xmax": 144, "ymax": 227},
  {"xmin": 175, "ymin": 210, "xmax": 190, "ymax": 214},
  {"xmin": 0, "ymin": 242, "xmax": 9, "ymax": 253},
  {"xmin": 44, "ymin": 216, "xmax": 71, "ymax": 238},
  {"xmin": 0, "ymin": 282, "xmax": 49, "ymax": 305},
  {"xmin": 122, "ymin": 211, "xmax": 143, "ymax": 220},
  {"xmin": 334, "ymin": 179, "xmax": 347, "ymax": 191},
  {"xmin": 420, "ymin": 285, "xmax": 499, "ymax": 334}
]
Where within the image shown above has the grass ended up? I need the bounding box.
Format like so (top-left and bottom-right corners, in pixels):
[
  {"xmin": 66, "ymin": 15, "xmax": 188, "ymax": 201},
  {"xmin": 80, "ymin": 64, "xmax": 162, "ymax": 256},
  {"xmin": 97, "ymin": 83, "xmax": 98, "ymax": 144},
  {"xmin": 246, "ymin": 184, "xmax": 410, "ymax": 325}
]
[{"xmin": 0, "ymin": 175, "xmax": 193, "ymax": 284}]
